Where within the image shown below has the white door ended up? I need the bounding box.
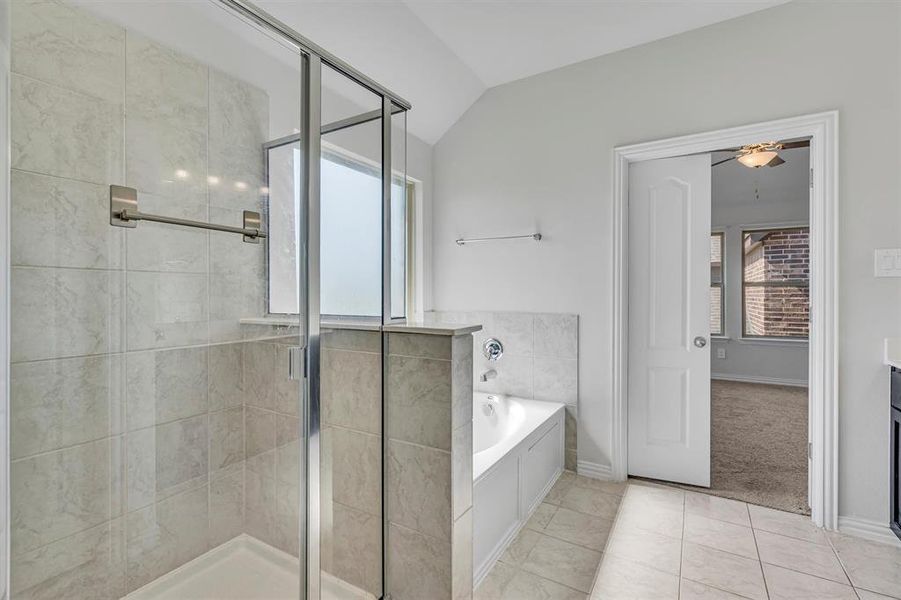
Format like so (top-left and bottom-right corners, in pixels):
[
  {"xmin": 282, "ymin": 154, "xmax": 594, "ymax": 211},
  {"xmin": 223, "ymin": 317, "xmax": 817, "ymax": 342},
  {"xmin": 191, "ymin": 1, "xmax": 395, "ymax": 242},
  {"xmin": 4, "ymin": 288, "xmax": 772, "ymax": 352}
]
[{"xmin": 627, "ymin": 155, "xmax": 712, "ymax": 487}]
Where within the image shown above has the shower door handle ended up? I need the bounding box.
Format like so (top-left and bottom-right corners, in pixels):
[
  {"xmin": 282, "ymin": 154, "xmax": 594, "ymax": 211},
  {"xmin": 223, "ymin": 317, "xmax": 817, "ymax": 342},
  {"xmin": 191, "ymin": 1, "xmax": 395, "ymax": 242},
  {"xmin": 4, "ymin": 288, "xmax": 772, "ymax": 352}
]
[{"xmin": 288, "ymin": 346, "xmax": 305, "ymax": 380}]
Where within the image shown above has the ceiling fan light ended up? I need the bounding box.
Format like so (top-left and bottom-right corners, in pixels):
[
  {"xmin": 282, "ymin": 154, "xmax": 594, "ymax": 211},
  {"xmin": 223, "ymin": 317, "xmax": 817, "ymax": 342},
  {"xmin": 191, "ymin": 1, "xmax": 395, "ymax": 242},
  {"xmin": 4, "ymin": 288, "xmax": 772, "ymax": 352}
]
[{"xmin": 737, "ymin": 150, "xmax": 778, "ymax": 168}]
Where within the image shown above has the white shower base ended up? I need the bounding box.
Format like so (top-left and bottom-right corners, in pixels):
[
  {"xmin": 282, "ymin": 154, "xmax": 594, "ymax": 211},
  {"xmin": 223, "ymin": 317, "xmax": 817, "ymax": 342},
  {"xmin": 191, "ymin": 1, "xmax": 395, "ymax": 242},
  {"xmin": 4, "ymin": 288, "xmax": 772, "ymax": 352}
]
[{"xmin": 125, "ymin": 534, "xmax": 373, "ymax": 600}]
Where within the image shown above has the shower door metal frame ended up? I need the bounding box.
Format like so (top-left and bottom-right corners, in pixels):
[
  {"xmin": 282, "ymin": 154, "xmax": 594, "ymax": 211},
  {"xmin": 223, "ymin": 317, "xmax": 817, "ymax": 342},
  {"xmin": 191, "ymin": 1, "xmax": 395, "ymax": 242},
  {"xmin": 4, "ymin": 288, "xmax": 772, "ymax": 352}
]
[{"xmin": 213, "ymin": 3, "xmax": 410, "ymax": 599}]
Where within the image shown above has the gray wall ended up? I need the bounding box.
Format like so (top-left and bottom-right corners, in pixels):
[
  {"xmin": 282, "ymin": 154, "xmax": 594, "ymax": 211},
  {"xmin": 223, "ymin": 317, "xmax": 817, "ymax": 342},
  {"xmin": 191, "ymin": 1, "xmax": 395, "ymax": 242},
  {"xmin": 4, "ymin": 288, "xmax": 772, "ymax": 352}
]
[{"xmin": 430, "ymin": 1, "xmax": 901, "ymax": 524}]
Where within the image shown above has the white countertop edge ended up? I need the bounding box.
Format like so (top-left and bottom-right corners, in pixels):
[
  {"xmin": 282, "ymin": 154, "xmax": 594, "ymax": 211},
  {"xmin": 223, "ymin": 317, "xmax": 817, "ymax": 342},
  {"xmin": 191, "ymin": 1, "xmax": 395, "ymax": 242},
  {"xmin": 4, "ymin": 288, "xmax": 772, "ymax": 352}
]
[
  {"xmin": 240, "ymin": 317, "xmax": 481, "ymax": 335},
  {"xmin": 382, "ymin": 322, "xmax": 482, "ymax": 336}
]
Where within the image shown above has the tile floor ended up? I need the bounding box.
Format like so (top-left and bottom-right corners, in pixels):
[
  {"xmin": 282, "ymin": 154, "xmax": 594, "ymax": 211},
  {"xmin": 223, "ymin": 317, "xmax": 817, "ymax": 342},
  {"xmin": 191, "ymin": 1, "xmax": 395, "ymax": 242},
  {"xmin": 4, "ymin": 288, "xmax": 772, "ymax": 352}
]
[
  {"xmin": 476, "ymin": 473, "xmax": 901, "ymax": 600},
  {"xmin": 475, "ymin": 471, "xmax": 625, "ymax": 600}
]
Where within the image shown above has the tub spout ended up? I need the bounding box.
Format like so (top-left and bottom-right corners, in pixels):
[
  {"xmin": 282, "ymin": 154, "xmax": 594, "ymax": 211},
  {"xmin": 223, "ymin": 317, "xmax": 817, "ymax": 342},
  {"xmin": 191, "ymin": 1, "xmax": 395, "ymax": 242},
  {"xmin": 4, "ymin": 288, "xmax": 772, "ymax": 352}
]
[{"xmin": 480, "ymin": 369, "xmax": 497, "ymax": 382}]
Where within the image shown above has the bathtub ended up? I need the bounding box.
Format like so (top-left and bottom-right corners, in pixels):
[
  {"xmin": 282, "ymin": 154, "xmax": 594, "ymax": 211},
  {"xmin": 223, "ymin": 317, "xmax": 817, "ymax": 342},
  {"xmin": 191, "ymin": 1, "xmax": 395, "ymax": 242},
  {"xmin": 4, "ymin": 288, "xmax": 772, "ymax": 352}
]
[{"xmin": 472, "ymin": 393, "xmax": 565, "ymax": 584}]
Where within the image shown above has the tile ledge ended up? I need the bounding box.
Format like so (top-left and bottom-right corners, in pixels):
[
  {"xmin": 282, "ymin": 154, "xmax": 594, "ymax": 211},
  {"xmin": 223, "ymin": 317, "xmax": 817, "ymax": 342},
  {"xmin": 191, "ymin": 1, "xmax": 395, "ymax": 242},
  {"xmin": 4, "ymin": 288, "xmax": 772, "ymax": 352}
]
[{"xmin": 383, "ymin": 321, "xmax": 482, "ymax": 336}]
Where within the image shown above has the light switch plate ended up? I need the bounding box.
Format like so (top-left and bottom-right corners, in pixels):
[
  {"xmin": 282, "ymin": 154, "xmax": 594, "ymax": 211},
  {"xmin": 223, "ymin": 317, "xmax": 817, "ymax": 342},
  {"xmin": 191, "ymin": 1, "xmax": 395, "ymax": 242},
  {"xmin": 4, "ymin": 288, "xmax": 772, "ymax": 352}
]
[
  {"xmin": 875, "ymin": 249, "xmax": 901, "ymax": 277},
  {"xmin": 716, "ymin": 348, "xmax": 726, "ymax": 359}
]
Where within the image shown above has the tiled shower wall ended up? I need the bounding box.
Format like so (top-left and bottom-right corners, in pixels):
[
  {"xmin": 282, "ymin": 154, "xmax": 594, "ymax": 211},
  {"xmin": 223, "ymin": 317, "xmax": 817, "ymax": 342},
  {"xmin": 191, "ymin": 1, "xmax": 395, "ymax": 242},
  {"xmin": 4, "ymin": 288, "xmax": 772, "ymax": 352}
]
[
  {"xmin": 320, "ymin": 329, "xmax": 383, "ymax": 597},
  {"xmin": 8, "ymin": 1, "xmax": 280, "ymax": 597},
  {"xmin": 428, "ymin": 311, "xmax": 579, "ymax": 470}
]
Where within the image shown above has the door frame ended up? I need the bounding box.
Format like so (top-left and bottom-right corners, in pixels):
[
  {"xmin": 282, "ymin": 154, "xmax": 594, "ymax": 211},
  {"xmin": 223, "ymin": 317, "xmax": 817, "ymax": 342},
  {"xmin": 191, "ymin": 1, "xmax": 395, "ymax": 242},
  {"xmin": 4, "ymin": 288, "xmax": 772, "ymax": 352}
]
[{"xmin": 610, "ymin": 111, "xmax": 839, "ymax": 529}]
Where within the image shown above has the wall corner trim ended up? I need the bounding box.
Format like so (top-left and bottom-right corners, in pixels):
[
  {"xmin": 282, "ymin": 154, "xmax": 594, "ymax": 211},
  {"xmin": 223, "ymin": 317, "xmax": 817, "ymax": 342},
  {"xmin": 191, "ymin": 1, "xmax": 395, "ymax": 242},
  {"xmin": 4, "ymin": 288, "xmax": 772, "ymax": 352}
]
[{"xmin": 576, "ymin": 461, "xmax": 615, "ymax": 481}]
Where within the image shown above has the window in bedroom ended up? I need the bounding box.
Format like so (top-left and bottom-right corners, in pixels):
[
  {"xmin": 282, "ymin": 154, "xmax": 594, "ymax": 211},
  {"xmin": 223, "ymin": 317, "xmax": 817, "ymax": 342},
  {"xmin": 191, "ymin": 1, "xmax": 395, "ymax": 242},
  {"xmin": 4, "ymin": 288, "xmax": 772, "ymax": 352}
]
[{"xmin": 741, "ymin": 227, "xmax": 810, "ymax": 339}]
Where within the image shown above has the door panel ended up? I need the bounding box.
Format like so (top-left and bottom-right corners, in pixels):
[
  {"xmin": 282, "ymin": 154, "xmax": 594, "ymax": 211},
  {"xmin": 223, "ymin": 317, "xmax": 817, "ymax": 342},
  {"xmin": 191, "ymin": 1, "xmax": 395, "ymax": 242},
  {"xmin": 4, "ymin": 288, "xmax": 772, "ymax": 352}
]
[{"xmin": 628, "ymin": 155, "xmax": 711, "ymax": 487}]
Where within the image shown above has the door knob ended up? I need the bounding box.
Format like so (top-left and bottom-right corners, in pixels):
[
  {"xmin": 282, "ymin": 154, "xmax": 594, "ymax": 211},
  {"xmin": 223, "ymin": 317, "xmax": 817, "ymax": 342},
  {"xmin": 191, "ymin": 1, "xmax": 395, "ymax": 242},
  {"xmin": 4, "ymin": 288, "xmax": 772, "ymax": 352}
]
[{"xmin": 693, "ymin": 336, "xmax": 707, "ymax": 348}]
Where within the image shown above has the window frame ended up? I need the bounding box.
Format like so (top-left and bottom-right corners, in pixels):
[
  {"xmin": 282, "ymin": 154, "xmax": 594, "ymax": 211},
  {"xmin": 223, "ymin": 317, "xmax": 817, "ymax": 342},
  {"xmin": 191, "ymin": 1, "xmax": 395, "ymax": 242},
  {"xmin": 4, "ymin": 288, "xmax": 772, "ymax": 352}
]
[
  {"xmin": 740, "ymin": 225, "xmax": 810, "ymax": 340},
  {"xmin": 710, "ymin": 230, "xmax": 726, "ymax": 338},
  {"xmin": 262, "ymin": 138, "xmax": 415, "ymax": 319}
]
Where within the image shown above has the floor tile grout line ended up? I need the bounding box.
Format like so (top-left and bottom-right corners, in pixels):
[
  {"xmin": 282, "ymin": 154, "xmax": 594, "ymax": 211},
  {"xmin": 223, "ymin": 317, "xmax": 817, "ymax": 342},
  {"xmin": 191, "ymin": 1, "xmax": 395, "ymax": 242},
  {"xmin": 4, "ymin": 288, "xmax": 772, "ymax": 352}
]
[
  {"xmin": 759, "ymin": 560, "xmax": 858, "ymax": 590},
  {"xmin": 824, "ymin": 530, "xmax": 861, "ymax": 593},
  {"xmin": 748, "ymin": 502, "xmax": 772, "ymax": 600},
  {"xmin": 679, "ymin": 576, "xmax": 759, "ymax": 600}
]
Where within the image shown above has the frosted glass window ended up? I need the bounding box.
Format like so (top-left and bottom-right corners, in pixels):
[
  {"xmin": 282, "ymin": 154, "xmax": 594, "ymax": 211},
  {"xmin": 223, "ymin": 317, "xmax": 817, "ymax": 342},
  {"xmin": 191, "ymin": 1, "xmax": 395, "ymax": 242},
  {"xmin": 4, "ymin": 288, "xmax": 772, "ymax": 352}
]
[{"xmin": 266, "ymin": 144, "xmax": 406, "ymax": 318}]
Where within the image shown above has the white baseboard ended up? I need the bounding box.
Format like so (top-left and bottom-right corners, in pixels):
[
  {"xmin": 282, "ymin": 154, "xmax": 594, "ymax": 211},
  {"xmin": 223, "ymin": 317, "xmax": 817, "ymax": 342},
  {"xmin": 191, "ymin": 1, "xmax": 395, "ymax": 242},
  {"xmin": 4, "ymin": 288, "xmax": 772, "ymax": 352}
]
[
  {"xmin": 577, "ymin": 460, "xmax": 616, "ymax": 480},
  {"xmin": 711, "ymin": 373, "xmax": 808, "ymax": 388},
  {"xmin": 838, "ymin": 516, "xmax": 901, "ymax": 548}
]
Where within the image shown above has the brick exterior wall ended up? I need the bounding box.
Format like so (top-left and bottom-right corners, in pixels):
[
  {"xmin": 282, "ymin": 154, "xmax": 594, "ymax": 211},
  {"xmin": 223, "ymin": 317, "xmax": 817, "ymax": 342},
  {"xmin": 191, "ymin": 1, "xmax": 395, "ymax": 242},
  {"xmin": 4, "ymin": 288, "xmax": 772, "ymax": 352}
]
[{"xmin": 743, "ymin": 229, "xmax": 810, "ymax": 337}]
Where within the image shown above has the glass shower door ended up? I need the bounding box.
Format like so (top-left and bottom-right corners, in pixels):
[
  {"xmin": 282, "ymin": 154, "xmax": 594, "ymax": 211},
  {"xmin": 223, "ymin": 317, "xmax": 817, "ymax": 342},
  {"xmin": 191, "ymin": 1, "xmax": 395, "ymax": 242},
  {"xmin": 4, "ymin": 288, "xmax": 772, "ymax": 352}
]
[{"xmin": 7, "ymin": 1, "xmax": 306, "ymax": 597}]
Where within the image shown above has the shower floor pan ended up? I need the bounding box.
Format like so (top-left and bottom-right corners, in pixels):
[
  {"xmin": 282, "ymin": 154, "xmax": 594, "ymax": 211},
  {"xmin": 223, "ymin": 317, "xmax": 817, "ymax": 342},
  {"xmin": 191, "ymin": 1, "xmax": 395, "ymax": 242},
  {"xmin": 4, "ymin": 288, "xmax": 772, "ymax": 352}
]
[{"xmin": 125, "ymin": 534, "xmax": 373, "ymax": 600}]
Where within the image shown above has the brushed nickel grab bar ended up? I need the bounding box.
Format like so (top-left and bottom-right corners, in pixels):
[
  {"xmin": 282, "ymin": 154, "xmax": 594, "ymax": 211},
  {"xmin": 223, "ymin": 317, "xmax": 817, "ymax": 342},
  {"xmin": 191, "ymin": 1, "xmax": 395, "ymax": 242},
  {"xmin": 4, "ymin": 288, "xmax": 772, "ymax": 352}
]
[
  {"xmin": 109, "ymin": 185, "xmax": 267, "ymax": 243},
  {"xmin": 455, "ymin": 233, "xmax": 541, "ymax": 246}
]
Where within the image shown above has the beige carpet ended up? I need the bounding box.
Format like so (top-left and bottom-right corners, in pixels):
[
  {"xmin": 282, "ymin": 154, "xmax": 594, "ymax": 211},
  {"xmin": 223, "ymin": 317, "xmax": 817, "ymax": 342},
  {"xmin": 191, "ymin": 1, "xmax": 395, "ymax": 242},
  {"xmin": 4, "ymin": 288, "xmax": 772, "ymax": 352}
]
[{"xmin": 634, "ymin": 379, "xmax": 810, "ymax": 515}]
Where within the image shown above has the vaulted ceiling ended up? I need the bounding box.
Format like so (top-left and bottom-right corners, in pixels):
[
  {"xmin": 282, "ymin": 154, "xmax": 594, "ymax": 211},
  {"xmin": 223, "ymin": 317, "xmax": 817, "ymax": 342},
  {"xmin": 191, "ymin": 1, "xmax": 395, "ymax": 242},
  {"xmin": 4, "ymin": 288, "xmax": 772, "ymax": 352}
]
[{"xmin": 258, "ymin": 0, "xmax": 786, "ymax": 144}]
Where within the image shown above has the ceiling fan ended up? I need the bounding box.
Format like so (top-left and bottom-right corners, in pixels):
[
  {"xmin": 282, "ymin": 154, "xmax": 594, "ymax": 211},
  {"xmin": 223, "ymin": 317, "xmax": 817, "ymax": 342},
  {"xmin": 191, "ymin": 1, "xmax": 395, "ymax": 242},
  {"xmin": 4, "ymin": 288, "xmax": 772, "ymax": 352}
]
[{"xmin": 712, "ymin": 139, "xmax": 810, "ymax": 169}]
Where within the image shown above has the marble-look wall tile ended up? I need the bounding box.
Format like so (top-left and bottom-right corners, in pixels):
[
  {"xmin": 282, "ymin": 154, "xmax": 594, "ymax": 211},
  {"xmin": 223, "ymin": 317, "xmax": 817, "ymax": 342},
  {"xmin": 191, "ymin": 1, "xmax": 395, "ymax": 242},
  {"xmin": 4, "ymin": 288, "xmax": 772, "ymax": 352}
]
[
  {"xmin": 474, "ymin": 354, "xmax": 532, "ymax": 399},
  {"xmin": 277, "ymin": 414, "xmax": 300, "ymax": 447},
  {"xmin": 331, "ymin": 427, "xmax": 381, "ymax": 516},
  {"xmin": 452, "ymin": 335, "xmax": 473, "ymax": 431},
  {"xmin": 490, "ymin": 312, "xmax": 534, "ymax": 357},
  {"xmin": 110, "ymin": 435, "xmax": 126, "ymax": 519},
  {"xmin": 11, "ymin": 170, "xmax": 124, "ymax": 269},
  {"xmin": 209, "ymin": 343, "xmax": 244, "ymax": 411},
  {"xmin": 322, "ymin": 347, "xmax": 381, "ymax": 434},
  {"xmin": 387, "ymin": 354, "xmax": 452, "ymax": 450},
  {"xmin": 243, "ymin": 342, "xmax": 279, "ymax": 411},
  {"xmin": 208, "ymin": 69, "xmax": 267, "ymax": 212},
  {"xmin": 452, "ymin": 424, "xmax": 472, "ymax": 521},
  {"xmin": 322, "ymin": 329, "xmax": 381, "ymax": 353},
  {"xmin": 11, "ymin": 266, "xmax": 123, "ymax": 362},
  {"xmin": 534, "ymin": 313, "xmax": 578, "ymax": 359},
  {"xmin": 126, "ymin": 195, "xmax": 209, "ymax": 274},
  {"xmin": 244, "ymin": 450, "xmax": 278, "ymax": 548},
  {"xmin": 432, "ymin": 310, "xmax": 579, "ymax": 470},
  {"xmin": 387, "ymin": 523, "xmax": 451, "ymax": 600},
  {"xmin": 246, "ymin": 407, "xmax": 276, "ymax": 458},
  {"xmin": 11, "ymin": 74, "xmax": 123, "ymax": 185},
  {"xmin": 387, "ymin": 440, "xmax": 451, "ymax": 541},
  {"xmin": 565, "ymin": 405, "xmax": 578, "ymax": 451},
  {"xmin": 125, "ymin": 485, "xmax": 209, "ymax": 593},
  {"xmin": 125, "ymin": 427, "xmax": 155, "ymax": 512},
  {"xmin": 210, "ymin": 469, "xmax": 244, "ymax": 547},
  {"xmin": 155, "ymin": 415, "xmax": 209, "ymax": 499},
  {"xmin": 11, "ymin": 354, "xmax": 122, "ymax": 459},
  {"xmin": 533, "ymin": 357, "xmax": 578, "ymax": 405},
  {"xmin": 390, "ymin": 332, "xmax": 451, "ymax": 360},
  {"xmin": 275, "ymin": 439, "xmax": 300, "ymax": 556},
  {"xmin": 210, "ymin": 271, "xmax": 265, "ymax": 344},
  {"xmin": 11, "ymin": 439, "xmax": 111, "ymax": 555},
  {"xmin": 125, "ymin": 271, "xmax": 208, "ymax": 351},
  {"xmin": 11, "ymin": 0, "xmax": 125, "ymax": 100},
  {"xmin": 126, "ymin": 347, "xmax": 208, "ymax": 430},
  {"xmin": 210, "ymin": 407, "xmax": 245, "ymax": 473},
  {"xmin": 332, "ymin": 502, "xmax": 382, "ymax": 597},
  {"xmin": 124, "ymin": 115, "xmax": 207, "ymax": 205},
  {"xmin": 452, "ymin": 508, "xmax": 473, "ymax": 600},
  {"xmin": 209, "ymin": 207, "xmax": 265, "ymax": 279},
  {"xmin": 125, "ymin": 32, "xmax": 207, "ymax": 134},
  {"xmin": 565, "ymin": 449, "xmax": 577, "ymax": 472},
  {"xmin": 11, "ymin": 518, "xmax": 125, "ymax": 600}
]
